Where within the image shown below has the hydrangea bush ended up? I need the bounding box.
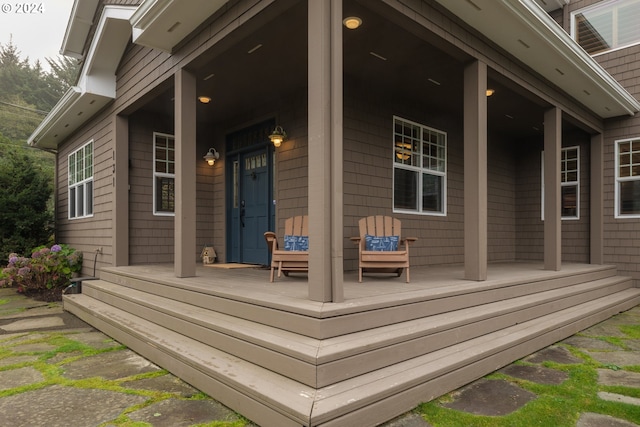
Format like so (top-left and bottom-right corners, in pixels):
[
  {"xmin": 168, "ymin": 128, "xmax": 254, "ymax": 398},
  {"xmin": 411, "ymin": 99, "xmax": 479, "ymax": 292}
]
[{"xmin": 0, "ymin": 244, "xmax": 83, "ymax": 296}]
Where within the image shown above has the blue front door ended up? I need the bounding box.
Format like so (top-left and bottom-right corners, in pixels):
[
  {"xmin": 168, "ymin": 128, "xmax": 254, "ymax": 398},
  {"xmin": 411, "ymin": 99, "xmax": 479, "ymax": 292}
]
[{"xmin": 226, "ymin": 121, "xmax": 275, "ymax": 265}]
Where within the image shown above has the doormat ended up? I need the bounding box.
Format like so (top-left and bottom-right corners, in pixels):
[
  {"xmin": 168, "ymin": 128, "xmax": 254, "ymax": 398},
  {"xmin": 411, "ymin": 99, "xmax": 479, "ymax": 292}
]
[{"xmin": 204, "ymin": 263, "xmax": 262, "ymax": 269}]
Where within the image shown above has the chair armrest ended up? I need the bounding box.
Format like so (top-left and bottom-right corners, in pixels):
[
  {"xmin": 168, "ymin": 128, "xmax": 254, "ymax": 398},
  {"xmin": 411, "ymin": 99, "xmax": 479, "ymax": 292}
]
[
  {"xmin": 264, "ymin": 232, "xmax": 279, "ymax": 252},
  {"xmin": 349, "ymin": 236, "xmax": 362, "ymax": 245},
  {"xmin": 404, "ymin": 237, "xmax": 417, "ymax": 244}
]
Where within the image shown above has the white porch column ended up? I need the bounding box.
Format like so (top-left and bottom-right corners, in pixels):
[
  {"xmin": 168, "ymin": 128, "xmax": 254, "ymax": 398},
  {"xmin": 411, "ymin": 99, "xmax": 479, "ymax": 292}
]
[
  {"xmin": 113, "ymin": 115, "xmax": 129, "ymax": 266},
  {"xmin": 174, "ymin": 68, "xmax": 197, "ymax": 277},
  {"xmin": 590, "ymin": 133, "xmax": 604, "ymax": 264},
  {"xmin": 463, "ymin": 60, "xmax": 488, "ymax": 281},
  {"xmin": 307, "ymin": 0, "xmax": 344, "ymax": 302},
  {"xmin": 544, "ymin": 107, "xmax": 562, "ymax": 271}
]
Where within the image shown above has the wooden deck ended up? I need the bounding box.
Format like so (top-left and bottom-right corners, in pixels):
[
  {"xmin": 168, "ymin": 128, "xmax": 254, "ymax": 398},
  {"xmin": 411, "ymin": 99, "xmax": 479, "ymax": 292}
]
[{"xmin": 63, "ymin": 262, "xmax": 640, "ymax": 426}]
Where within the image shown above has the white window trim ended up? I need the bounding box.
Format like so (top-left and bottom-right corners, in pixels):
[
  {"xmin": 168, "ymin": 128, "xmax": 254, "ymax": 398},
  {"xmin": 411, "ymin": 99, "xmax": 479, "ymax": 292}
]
[
  {"xmin": 68, "ymin": 140, "xmax": 94, "ymax": 220},
  {"xmin": 541, "ymin": 146, "xmax": 580, "ymax": 221},
  {"xmin": 392, "ymin": 116, "xmax": 447, "ymax": 217},
  {"xmin": 153, "ymin": 132, "xmax": 176, "ymax": 216},
  {"xmin": 615, "ymin": 137, "xmax": 640, "ymax": 219},
  {"xmin": 570, "ymin": 0, "xmax": 640, "ymax": 56}
]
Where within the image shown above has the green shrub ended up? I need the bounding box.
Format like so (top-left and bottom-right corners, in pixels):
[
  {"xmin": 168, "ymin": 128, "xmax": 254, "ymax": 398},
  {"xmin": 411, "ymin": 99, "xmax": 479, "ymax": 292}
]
[{"xmin": 0, "ymin": 244, "xmax": 83, "ymax": 295}]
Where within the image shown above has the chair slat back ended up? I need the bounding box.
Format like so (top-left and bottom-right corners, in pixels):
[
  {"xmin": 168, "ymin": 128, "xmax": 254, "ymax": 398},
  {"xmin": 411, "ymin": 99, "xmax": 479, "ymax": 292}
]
[
  {"xmin": 284, "ymin": 215, "xmax": 309, "ymax": 236},
  {"xmin": 359, "ymin": 215, "xmax": 401, "ymax": 238}
]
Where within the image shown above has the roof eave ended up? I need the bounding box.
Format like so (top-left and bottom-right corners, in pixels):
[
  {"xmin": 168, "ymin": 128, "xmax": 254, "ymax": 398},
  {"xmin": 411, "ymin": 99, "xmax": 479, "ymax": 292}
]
[
  {"xmin": 29, "ymin": 6, "xmax": 136, "ymax": 149},
  {"xmin": 434, "ymin": 0, "xmax": 640, "ymax": 119}
]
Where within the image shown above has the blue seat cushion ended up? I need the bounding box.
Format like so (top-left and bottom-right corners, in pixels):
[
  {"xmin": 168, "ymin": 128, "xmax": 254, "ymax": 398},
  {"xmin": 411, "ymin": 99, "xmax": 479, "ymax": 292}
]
[
  {"xmin": 364, "ymin": 235, "xmax": 399, "ymax": 251},
  {"xmin": 284, "ymin": 235, "xmax": 309, "ymax": 251}
]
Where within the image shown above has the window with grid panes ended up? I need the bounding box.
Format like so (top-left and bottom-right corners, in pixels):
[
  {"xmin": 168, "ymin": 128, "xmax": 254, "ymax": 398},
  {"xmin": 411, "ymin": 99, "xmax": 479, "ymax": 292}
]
[
  {"xmin": 393, "ymin": 116, "xmax": 446, "ymax": 215},
  {"xmin": 571, "ymin": 0, "xmax": 640, "ymax": 55},
  {"xmin": 153, "ymin": 133, "xmax": 175, "ymax": 215},
  {"xmin": 68, "ymin": 141, "xmax": 93, "ymax": 219},
  {"xmin": 616, "ymin": 138, "xmax": 640, "ymax": 217},
  {"xmin": 541, "ymin": 146, "xmax": 580, "ymax": 220}
]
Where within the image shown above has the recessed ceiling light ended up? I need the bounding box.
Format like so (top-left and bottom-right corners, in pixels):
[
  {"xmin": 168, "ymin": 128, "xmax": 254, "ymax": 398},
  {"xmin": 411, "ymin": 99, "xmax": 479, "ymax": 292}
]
[
  {"xmin": 198, "ymin": 96, "xmax": 211, "ymax": 104},
  {"xmin": 248, "ymin": 44, "xmax": 263, "ymax": 54},
  {"xmin": 343, "ymin": 16, "xmax": 362, "ymax": 29},
  {"xmin": 486, "ymin": 88, "xmax": 495, "ymax": 96}
]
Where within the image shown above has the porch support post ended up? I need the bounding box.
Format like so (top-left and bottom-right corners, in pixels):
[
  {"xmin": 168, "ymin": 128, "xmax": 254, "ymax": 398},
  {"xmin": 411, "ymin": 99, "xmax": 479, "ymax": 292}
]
[
  {"xmin": 544, "ymin": 107, "xmax": 562, "ymax": 271},
  {"xmin": 590, "ymin": 133, "xmax": 604, "ymax": 264},
  {"xmin": 307, "ymin": 0, "xmax": 344, "ymax": 303},
  {"xmin": 113, "ymin": 115, "xmax": 129, "ymax": 266},
  {"xmin": 174, "ymin": 68, "xmax": 197, "ymax": 278},
  {"xmin": 463, "ymin": 60, "xmax": 488, "ymax": 281}
]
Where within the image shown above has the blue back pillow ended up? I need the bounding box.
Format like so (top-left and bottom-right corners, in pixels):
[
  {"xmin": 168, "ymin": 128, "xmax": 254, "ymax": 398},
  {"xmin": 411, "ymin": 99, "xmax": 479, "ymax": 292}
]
[
  {"xmin": 365, "ymin": 234, "xmax": 399, "ymax": 251},
  {"xmin": 284, "ymin": 235, "xmax": 309, "ymax": 251}
]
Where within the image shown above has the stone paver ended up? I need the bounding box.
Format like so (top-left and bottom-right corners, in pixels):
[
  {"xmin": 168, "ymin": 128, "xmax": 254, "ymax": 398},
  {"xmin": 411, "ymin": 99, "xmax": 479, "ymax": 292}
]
[
  {"xmin": 499, "ymin": 364, "xmax": 568, "ymax": 385},
  {"xmin": 577, "ymin": 412, "xmax": 639, "ymax": 427},
  {"xmin": 0, "ymin": 366, "xmax": 44, "ymax": 391},
  {"xmin": 0, "ymin": 316, "xmax": 65, "ymax": 332},
  {"xmin": 563, "ymin": 336, "xmax": 623, "ymax": 351},
  {"xmin": 525, "ymin": 345, "xmax": 583, "ymax": 364},
  {"xmin": 127, "ymin": 398, "xmax": 240, "ymax": 427},
  {"xmin": 442, "ymin": 379, "xmax": 536, "ymax": 416},
  {"xmin": 598, "ymin": 391, "xmax": 640, "ymax": 406},
  {"xmin": 61, "ymin": 348, "xmax": 161, "ymax": 380},
  {"xmin": 598, "ymin": 369, "xmax": 640, "ymax": 388},
  {"xmin": 0, "ymin": 385, "xmax": 147, "ymax": 427},
  {"xmin": 0, "ymin": 354, "xmax": 38, "ymax": 367},
  {"xmin": 121, "ymin": 374, "xmax": 201, "ymax": 397},
  {"xmin": 584, "ymin": 350, "xmax": 640, "ymax": 368}
]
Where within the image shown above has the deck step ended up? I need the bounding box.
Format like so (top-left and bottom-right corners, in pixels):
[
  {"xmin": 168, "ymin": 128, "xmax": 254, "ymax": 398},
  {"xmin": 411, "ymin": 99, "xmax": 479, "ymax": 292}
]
[
  {"xmin": 63, "ymin": 274, "xmax": 640, "ymax": 426},
  {"xmin": 65, "ymin": 287, "xmax": 640, "ymax": 426},
  {"xmin": 77, "ymin": 275, "xmax": 632, "ymax": 387}
]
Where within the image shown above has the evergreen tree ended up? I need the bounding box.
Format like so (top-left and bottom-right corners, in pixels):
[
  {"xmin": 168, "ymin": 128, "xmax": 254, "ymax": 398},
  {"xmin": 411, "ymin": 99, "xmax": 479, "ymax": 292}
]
[{"xmin": 0, "ymin": 146, "xmax": 53, "ymax": 261}]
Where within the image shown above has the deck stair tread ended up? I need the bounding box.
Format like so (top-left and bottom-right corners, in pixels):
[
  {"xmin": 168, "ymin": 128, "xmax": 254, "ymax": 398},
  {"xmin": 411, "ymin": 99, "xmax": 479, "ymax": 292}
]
[
  {"xmin": 64, "ymin": 293, "xmax": 315, "ymax": 424},
  {"xmin": 81, "ymin": 275, "xmax": 629, "ymax": 364},
  {"xmin": 64, "ymin": 281, "xmax": 640, "ymax": 426}
]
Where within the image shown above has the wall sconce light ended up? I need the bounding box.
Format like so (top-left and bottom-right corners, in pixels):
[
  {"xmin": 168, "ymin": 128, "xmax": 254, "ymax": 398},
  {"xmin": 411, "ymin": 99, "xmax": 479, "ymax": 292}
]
[
  {"xmin": 269, "ymin": 125, "xmax": 287, "ymax": 148},
  {"xmin": 203, "ymin": 147, "xmax": 219, "ymax": 165}
]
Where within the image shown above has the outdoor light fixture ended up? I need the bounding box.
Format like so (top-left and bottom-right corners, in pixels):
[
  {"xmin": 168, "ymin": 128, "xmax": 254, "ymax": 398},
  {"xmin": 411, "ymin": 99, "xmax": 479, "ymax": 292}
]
[
  {"xmin": 343, "ymin": 16, "xmax": 362, "ymax": 29},
  {"xmin": 486, "ymin": 89, "xmax": 495, "ymax": 97},
  {"xmin": 198, "ymin": 96, "xmax": 212, "ymax": 104},
  {"xmin": 203, "ymin": 147, "xmax": 219, "ymax": 165},
  {"xmin": 269, "ymin": 125, "xmax": 287, "ymax": 148}
]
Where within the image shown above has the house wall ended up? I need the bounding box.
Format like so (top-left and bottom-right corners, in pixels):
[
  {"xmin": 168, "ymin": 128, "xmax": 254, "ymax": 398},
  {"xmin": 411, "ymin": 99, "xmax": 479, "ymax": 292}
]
[{"xmin": 560, "ymin": 0, "xmax": 640, "ymax": 284}]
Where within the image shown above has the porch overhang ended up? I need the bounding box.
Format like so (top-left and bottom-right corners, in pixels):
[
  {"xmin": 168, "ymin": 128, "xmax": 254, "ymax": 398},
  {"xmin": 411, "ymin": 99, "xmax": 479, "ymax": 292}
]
[
  {"xmin": 434, "ymin": 0, "xmax": 640, "ymax": 119},
  {"xmin": 28, "ymin": 6, "xmax": 136, "ymax": 149},
  {"xmin": 130, "ymin": 0, "xmax": 228, "ymax": 53}
]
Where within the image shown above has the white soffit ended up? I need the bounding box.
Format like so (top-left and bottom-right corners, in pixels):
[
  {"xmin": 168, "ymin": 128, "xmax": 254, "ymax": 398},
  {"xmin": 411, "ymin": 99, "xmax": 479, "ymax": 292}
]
[
  {"xmin": 533, "ymin": 0, "xmax": 569, "ymax": 12},
  {"xmin": 131, "ymin": 0, "xmax": 228, "ymax": 52},
  {"xmin": 29, "ymin": 6, "xmax": 136, "ymax": 149},
  {"xmin": 434, "ymin": 0, "xmax": 640, "ymax": 119},
  {"xmin": 60, "ymin": 0, "xmax": 101, "ymax": 59}
]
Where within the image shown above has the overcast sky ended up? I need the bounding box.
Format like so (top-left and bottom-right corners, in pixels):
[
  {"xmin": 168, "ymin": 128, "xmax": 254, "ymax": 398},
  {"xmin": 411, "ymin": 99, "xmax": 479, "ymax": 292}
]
[{"xmin": 0, "ymin": 1, "xmax": 74, "ymax": 70}]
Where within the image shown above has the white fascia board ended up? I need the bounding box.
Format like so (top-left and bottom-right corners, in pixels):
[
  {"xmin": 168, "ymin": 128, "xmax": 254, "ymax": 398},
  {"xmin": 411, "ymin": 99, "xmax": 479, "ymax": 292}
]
[
  {"xmin": 29, "ymin": 5, "xmax": 136, "ymax": 149},
  {"xmin": 514, "ymin": 0, "xmax": 640, "ymax": 116},
  {"xmin": 434, "ymin": 0, "xmax": 640, "ymax": 118},
  {"xmin": 130, "ymin": 0, "xmax": 228, "ymax": 52},
  {"xmin": 60, "ymin": 0, "xmax": 101, "ymax": 59}
]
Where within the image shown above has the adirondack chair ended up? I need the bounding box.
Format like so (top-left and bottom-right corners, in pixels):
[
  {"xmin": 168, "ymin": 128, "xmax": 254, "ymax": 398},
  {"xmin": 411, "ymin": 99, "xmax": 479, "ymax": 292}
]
[
  {"xmin": 350, "ymin": 215, "xmax": 417, "ymax": 283},
  {"xmin": 264, "ymin": 215, "xmax": 309, "ymax": 282}
]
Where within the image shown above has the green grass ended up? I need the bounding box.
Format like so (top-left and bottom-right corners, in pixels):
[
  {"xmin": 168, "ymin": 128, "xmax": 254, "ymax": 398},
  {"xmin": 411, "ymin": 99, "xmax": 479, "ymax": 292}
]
[
  {"xmin": 0, "ymin": 330, "xmax": 253, "ymax": 427},
  {"xmin": 417, "ymin": 347, "xmax": 640, "ymax": 427}
]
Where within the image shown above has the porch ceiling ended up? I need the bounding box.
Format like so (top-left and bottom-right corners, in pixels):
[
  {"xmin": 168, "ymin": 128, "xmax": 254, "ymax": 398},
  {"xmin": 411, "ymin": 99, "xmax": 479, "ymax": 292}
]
[{"xmin": 145, "ymin": 0, "xmax": 551, "ymax": 141}]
